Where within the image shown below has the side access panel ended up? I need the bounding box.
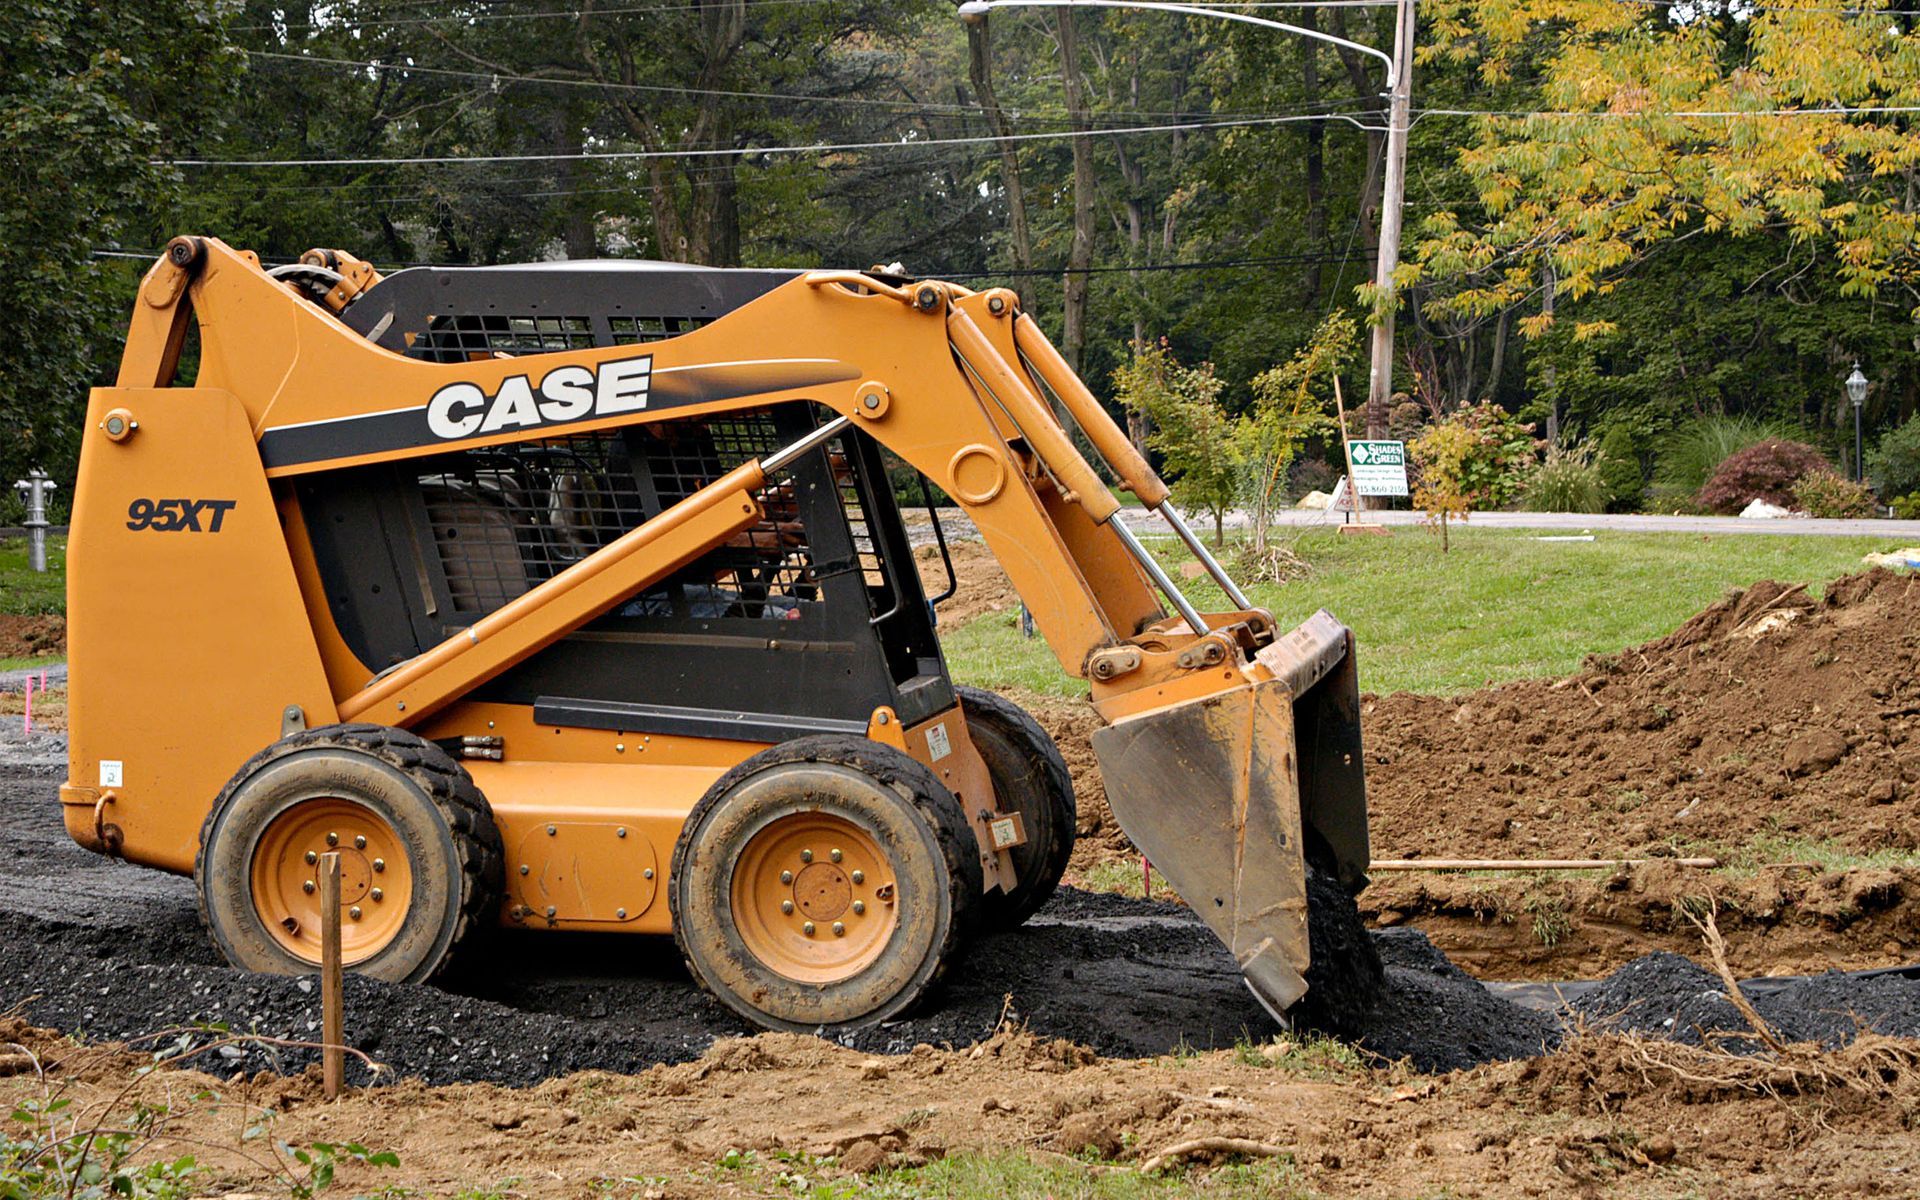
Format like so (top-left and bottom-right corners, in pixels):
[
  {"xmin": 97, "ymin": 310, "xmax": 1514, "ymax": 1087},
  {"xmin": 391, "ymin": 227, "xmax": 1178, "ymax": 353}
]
[{"xmin": 62, "ymin": 388, "xmax": 337, "ymax": 872}]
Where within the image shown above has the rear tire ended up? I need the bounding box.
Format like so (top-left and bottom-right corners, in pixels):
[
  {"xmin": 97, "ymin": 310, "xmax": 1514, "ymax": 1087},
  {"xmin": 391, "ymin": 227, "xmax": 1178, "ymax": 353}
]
[
  {"xmin": 670, "ymin": 735, "xmax": 981, "ymax": 1032},
  {"xmin": 955, "ymin": 686, "xmax": 1076, "ymax": 930},
  {"xmin": 196, "ymin": 724, "xmax": 504, "ymax": 985}
]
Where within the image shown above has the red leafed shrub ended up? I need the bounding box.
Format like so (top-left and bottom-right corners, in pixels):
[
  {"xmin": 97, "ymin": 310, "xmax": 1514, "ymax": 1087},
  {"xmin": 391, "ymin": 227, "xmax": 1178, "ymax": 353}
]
[{"xmin": 1697, "ymin": 440, "xmax": 1833, "ymax": 514}]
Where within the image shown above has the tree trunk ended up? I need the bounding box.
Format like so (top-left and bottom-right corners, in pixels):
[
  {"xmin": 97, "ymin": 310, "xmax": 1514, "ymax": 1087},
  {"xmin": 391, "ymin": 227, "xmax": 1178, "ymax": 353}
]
[
  {"xmin": 1054, "ymin": 8, "xmax": 1097, "ymax": 376},
  {"xmin": 1301, "ymin": 13, "xmax": 1327, "ymax": 304},
  {"xmin": 557, "ymin": 115, "xmax": 597, "ymax": 260},
  {"xmin": 1486, "ymin": 308, "xmax": 1511, "ymax": 403},
  {"xmin": 1542, "ymin": 264, "xmax": 1559, "ymax": 444},
  {"xmin": 966, "ymin": 10, "xmax": 1037, "ymax": 310}
]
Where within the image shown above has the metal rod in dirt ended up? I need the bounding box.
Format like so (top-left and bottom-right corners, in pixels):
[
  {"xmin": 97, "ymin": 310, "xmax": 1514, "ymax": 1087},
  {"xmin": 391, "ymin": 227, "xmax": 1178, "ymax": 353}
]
[
  {"xmin": 1111, "ymin": 517, "xmax": 1210, "ymax": 633},
  {"xmin": 318, "ymin": 852, "xmax": 344, "ymax": 1100},
  {"xmin": 1157, "ymin": 503, "xmax": 1253, "ymax": 611},
  {"xmin": 1369, "ymin": 857, "xmax": 1720, "ymax": 872}
]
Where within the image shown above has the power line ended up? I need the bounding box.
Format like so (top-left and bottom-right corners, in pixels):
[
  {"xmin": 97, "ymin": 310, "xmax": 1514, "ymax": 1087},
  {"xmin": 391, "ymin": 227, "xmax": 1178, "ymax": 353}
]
[
  {"xmin": 237, "ymin": 0, "xmax": 1398, "ymax": 32},
  {"xmin": 240, "ymin": 48, "xmax": 1360, "ymax": 124},
  {"xmin": 1415, "ymin": 103, "xmax": 1920, "ymax": 120},
  {"xmin": 90, "ymin": 246, "xmax": 1366, "ymax": 275},
  {"xmin": 165, "ymin": 110, "xmax": 1385, "ymax": 167}
]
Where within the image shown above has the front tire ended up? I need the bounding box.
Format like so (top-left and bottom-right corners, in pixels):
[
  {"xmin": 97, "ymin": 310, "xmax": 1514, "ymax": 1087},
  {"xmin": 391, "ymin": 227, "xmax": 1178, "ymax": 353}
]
[
  {"xmin": 669, "ymin": 735, "xmax": 981, "ymax": 1032},
  {"xmin": 196, "ymin": 724, "xmax": 503, "ymax": 984}
]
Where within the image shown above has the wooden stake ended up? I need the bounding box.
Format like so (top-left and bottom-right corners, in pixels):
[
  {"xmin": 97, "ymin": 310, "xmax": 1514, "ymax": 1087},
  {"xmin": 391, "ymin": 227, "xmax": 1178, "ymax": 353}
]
[
  {"xmin": 1332, "ymin": 377, "xmax": 1360, "ymax": 518},
  {"xmin": 317, "ymin": 851, "xmax": 344, "ymax": 1100},
  {"xmin": 1369, "ymin": 857, "xmax": 1719, "ymax": 872}
]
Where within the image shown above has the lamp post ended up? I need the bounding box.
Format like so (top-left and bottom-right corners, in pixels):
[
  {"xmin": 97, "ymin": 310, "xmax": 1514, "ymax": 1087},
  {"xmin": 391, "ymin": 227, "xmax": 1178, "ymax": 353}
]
[
  {"xmin": 956, "ymin": 0, "xmax": 1415, "ymax": 450},
  {"xmin": 1847, "ymin": 362, "xmax": 1868, "ymax": 483}
]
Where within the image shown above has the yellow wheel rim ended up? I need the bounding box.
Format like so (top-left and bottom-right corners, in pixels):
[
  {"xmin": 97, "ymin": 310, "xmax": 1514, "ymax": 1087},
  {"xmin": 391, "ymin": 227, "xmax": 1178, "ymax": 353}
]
[
  {"xmin": 250, "ymin": 798, "xmax": 413, "ymax": 966},
  {"xmin": 730, "ymin": 813, "xmax": 897, "ymax": 985}
]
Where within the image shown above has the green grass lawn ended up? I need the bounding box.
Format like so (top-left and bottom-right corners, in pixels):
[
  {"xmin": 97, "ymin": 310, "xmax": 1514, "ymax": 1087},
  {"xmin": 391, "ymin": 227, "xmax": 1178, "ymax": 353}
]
[
  {"xmin": 945, "ymin": 526, "xmax": 1904, "ymax": 698},
  {"xmin": 0, "ymin": 535, "xmax": 66, "ymax": 616}
]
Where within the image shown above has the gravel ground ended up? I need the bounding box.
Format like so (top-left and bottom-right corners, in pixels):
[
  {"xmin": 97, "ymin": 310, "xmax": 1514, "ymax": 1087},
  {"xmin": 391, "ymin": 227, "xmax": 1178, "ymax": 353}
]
[{"xmin": 2, "ymin": 735, "xmax": 1917, "ymax": 1088}]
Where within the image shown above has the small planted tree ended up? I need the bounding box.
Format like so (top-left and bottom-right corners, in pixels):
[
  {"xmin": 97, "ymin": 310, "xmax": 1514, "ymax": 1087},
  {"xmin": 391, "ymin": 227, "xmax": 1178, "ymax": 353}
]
[
  {"xmin": 1113, "ymin": 340, "xmax": 1238, "ymax": 544},
  {"xmin": 1241, "ymin": 315, "xmax": 1353, "ymax": 555},
  {"xmin": 1410, "ymin": 421, "xmax": 1478, "ymax": 551}
]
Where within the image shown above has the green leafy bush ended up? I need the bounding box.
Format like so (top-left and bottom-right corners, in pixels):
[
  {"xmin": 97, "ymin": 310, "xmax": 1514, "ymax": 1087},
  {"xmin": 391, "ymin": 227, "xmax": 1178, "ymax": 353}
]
[
  {"xmin": 1696, "ymin": 440, "xmax": 1833, "ymax": 513},
  {"xmin": 1449, "ymin": 401, "xmax": 1537, "ymax": 508},
  {"xmin": 1868, "ymin": 413, "xmax": 1920, "ymax": 499},
  {"xmin": 1791, "ymin": 469, "xmax": 1877, "ymax": 518},
  {"xmin": 1653, "ymin": 415, "xmax": 1798, "ymax": 496},
  {"xmin": 1596, "ymin": 424, "xmax": 1645, "ymax": 511},
  {"xmin": 1522, "ymin": 442, "xmax": 1609, "ymax": 513},
  {"xmin": 1893, "ymin": 492, "xmax": 1920, "ymax": 520}
]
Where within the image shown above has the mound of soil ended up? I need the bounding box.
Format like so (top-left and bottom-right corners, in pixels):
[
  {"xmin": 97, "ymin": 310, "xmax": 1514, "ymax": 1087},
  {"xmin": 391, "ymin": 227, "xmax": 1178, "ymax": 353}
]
[
  {"xmin": 918, "ymin": 539, "xmax": 1020, "ymax": 627},
  {"xmin": 1367, "ymin": 570, "xmax": 1920, "ymax": 861},
  {"xmin": 0, "ymin": 614, "xmax": 64, "ymax": 659}
]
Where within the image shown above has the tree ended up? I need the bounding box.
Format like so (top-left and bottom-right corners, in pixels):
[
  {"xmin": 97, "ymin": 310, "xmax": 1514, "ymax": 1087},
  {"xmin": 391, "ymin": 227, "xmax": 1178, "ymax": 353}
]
[
  {"xmin": 1409, "ymin": 420, "xmax": 1478, "ymax": 550},
  {"xmin": 1114, "ymin": 340, "xmax": 1239, "ymax": 543},
  {"xmin": 1240, "ymin": 314, "xmax": 1353, "ymax": 552},
  {"xmin": 0, "ymin": 0, "xmax": 238, "ymax": 510}
]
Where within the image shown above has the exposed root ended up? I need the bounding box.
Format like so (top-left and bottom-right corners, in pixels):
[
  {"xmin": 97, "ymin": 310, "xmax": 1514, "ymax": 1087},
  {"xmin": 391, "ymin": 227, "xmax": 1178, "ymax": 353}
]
[{"xmin": 1139, "ymin": 1135, "xmax": 1289, "ymax": 1174}]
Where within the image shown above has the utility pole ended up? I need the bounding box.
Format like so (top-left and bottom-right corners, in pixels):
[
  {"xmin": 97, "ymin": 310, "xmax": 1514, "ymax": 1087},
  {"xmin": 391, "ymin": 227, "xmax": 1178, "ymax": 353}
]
[{"xmin": 1363, "ymin": 0, "xmax": 1415, "ymax": 441}]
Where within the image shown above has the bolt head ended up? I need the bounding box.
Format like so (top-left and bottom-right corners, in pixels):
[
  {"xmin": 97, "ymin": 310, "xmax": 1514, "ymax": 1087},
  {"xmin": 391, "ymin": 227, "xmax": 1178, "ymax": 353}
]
[
  {"xmin": 616, "ymin": 827, "xmax": 628, "ymax": 838},
  {"xmin": 851, "ymin": 870, "xmax": 865, "ymax": 885},
  {"xmin": 304, "ymin": 850, "xmax": 318, "ymax": 865},
  {"xmin": 325, "ymin": 832, "xmax": 339, "ymax": 846},
  {"xmin": 800, "ymin": 849, "xmax": 813, "ymax": 863},
  {"xmin": 354, "ymin": 835, "xmax": 367, "ymax": 850},
  {"xmin": 370, "ymin": 888, "xmax": 383, "ymax": 902},
  {"xmin": 780, "ymin": 870, "xmax": 793, "ymax": 884},
  {"xmin": 830, "ymin": 848, "xmax": 843, "ymax": 863},
  {"xmin": 302, "ymin": 880, "xmax": 315, "ymax": 894},
  {"xmin": 545, "ymin": 905, "xmax": 558, "ymax": 918},
  {"xmin": 616, "ymin": 908, "xmax": 628, "ymax": 919},
  {"xmin": 349, "ymin": 906, "xmax": 362, "ymax": 921},
  {"xmin": 853, "ymin": 900, "xmax": 866, "ymax": 915},
  {"xmin": 862, "ymin": 392, "xmax": 881, "ymax": 409},
  {"xmin": 644, "ymin": 867, "xmax": 655, "ymax": 880},
  {"xmin": 520, "ymin": 864, "xmax": 530, "ymax": 875},
  {"xmin": 781, "ymin": 900, "xmax": 795, "ymax": 915},
  {"xmin": 832, "ymin": 922, "xmax": 846, "ymax": 937},
  {"xmin": 802, "ymin": 921, "xmax": 816, "ymax": 936},
  {"xmin": 547, "ymin": 825, "xmax": 557, "ymax": 836},
  {"xmin": 373, "ymin": 858, "xmax": 386, "ymax": 872}
]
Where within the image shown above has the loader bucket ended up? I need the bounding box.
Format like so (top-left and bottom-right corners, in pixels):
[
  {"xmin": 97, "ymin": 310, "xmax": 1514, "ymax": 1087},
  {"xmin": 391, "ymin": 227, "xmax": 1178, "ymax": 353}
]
[{"xmin": 1088, "ymin": 610, "xmax": 1369, "ymax": 1017}]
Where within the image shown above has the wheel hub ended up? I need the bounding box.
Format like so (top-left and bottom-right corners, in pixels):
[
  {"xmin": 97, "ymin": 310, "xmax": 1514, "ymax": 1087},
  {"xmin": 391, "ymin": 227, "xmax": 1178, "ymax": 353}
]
[
  {"xmin": 793, "ymin": 862, "xmax": 852, "ymax": 921},
  {"xmin": 730, "ymin": 812, "xmax": 896, "ymax": 984},
  {"xmin": 251, "ymin": 797, "xmax": 411, "ymax": 967}
]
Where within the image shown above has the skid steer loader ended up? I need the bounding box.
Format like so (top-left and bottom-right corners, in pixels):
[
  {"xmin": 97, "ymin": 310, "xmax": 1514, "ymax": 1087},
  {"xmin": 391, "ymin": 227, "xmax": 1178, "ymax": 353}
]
[{"xmin": 60, "ymin": 236, "xmax": 1378, "ymax": 1032}]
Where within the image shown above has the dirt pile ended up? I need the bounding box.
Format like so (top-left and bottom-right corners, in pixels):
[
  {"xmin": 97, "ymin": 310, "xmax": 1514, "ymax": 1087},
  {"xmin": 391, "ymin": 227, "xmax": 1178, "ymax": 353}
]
[
  {"xmin": 917, "ymin": 538, "xmax": 1020, "ymax": 627},
  {"xmin": 0, "ymin": 613, "xmax": 63, "ymax": 659},
  {"xmin": 1367, "ymin": 569, "xmax": 1920, "ymax": 861},
  {"xmin": 7, "ymin": 1012, "xmax": 1920, "ymax": 1199}
]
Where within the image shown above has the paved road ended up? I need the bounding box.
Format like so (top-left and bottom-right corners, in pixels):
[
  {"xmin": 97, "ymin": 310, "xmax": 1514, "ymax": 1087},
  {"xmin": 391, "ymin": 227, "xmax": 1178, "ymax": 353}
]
[
  {"xmin": 1253, "ymin": 508, "xmax": 1920, "ymax": 538},
  {"xmin": 909, "ymin": 505, "xmax": 1920, "ymax": 542}
]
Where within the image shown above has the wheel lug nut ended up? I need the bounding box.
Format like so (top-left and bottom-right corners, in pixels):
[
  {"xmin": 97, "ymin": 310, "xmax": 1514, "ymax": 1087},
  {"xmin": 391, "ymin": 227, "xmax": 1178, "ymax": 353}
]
[
  {"xmin": 800, "ymin": 849, "xmax": 813, "ymax": 863},
  {"xmin": 373, "ymin": 859, "xmax": 386, "ymax": 872},
  {"xmin": 302, "ymin": 880, "xmax": 315, "ymax": 894},
  {"xmin": 802, "ymin": 921, "xmax": 815, "ymax": 936},
  {"xmin": 853, "ymin": 901, "xmax": 866, "ymax": 915},
  {"xmin": 325, "ymin": 832, "xmax": 338, "ymax": 846},
  {"xmin": 780, "ymin": 870, "xmax": 793, "ymax": 884},
  {"xmin": 304, "ymin": 851, "xmax": 318, "ymax": 865},
  {"xmin": 832, "ymin": 922, "xmax": 845, "ymax": 937},
  {"xmin": 830, "ymin": 848, "xmax": 842, "ymax": 863},
  {"xmin": 354, "ymin": 835, "xmax": 367, "ymax": 850},
  {"xmin": 349, "ymin": 906, "xmax": 362, "ymax": 921},
  {"xmin": 370, "ymin": 888, "xmax": 383, "ymax": 902},
  {"xmin": 851, "ymin": 870, "xmax": 865, "ymax": 885},
  {"xmin": 781, "ymin": 900, "xmax": 794, "ymax": 915}
]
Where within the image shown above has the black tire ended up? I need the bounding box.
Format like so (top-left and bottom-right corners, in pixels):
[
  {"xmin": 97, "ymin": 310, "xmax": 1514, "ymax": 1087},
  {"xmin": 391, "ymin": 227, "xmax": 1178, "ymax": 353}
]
[
  {"xmin": 669, "ymin": 735, "xmax": 982, "ymax": 1032},
  {"xmin": 196, "ymin": 723, "xmax": 504, "ymax": 985},
  {"xmin": 954, "ymin": 686, "xmax": 1076, "ymax": 930},
  {"xmin": 1291, "ymin": 836, "xmax": 1385, "ymax": 1037}
]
